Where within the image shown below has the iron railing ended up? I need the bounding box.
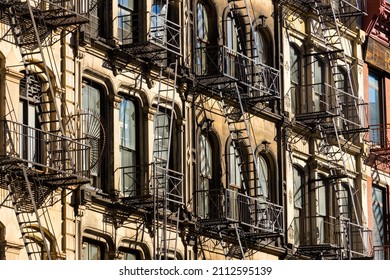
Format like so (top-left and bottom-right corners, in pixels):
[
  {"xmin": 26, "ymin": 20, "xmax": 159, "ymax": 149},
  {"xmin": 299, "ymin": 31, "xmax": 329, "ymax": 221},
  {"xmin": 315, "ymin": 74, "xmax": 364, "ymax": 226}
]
[
  {"xmin": 1, "ymin": 120, "xmax": 90, "ymax": 179},
  {"xmin": 117, "ymin": 11, "xmax": 181, "ymax": 56},
  {"xmin": 294, "ymin": 215, "xmax": 372, "ymax": 259},
  {"xmin": 195, "ymin": 45, "xmax": 280, "ymax": 100},
  {"xmin": 195, "ymin": 188, "xmax": 283, "ymax": 234}
]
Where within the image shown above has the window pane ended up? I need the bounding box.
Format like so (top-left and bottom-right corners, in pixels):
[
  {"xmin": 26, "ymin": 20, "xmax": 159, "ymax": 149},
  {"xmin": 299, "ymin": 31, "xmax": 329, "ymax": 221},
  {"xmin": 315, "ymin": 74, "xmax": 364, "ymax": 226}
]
[
  {"xmin": 317, "ymin": 178, "xmax": 326, "ymax": 216},
  {"xmin": 313, "ymin": 58, "xmax": 324, "ymax": 111},
  {"xmin": 293, "ymin": 167, "xmax": 303, "ymax": 209},
  {"xmin": 119, "ymin": 99, "xmax": 136, "ymax": 150},
  {"xmin": 82, "ymin": 242, "xmax": 101, "ymax": 260},
  {"xmin": 373, "ymin": 186, "xmax": 385, "ymax": 259},
  {"xmin": 154, "ymin": 113, "xmax": 170, "ymax": 162},
  {"xmin": 257, "ymin": 155, "xmax": 269, "ymax": 198},
  {"xmin": 200, "ymin": 134, "xmax": 212, "ymax": 177}
]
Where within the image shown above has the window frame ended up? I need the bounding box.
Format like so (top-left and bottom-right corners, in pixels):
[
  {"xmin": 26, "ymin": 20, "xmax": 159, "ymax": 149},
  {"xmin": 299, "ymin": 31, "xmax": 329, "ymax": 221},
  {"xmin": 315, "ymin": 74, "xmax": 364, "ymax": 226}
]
[
  {"xmin": 119, "ymin": 96, "xmax": 139, "ymax": 197},
  {"xmin": 290, "ymin": 44, "xmax": 302, "ymax": 114},
  {"xmin": 293, "ymin": 165, "xmax": 305, "ymax": 246}
]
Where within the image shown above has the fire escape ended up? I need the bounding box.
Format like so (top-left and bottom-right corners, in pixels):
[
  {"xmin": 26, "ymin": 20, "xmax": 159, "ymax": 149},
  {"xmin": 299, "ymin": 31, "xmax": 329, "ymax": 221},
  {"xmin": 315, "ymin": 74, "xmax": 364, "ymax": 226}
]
[
  {"xmin": 0, "ymin": 1, "xmax": 92, "ymax": 259},
  {"xmin": 112, "ymin": 0, "xmax": 183, "ymax": 260},
  {"xmin": 193, "ymin": 0, "xmax": 283, "ymax": 259},
  {"xmin": 364, "ymin": 6, "xmax": 390, "ymax": 172},
  {"xmin": 281, "ymin": 0, "xmax": 371, "ymax": 259}
]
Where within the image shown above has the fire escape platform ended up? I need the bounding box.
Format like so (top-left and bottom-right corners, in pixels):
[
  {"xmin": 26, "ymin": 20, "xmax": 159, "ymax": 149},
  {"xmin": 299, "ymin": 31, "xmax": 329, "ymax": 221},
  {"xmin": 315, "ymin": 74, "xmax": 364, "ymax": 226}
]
[{"xmin": 0, "ymin": 155, "xmax": 90, "ymax": 189}]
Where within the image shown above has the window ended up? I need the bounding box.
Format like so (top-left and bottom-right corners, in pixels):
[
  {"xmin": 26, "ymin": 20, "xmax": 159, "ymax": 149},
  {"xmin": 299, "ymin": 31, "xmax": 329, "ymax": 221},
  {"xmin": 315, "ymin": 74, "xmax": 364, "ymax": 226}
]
[
  {"xmin": 81, "ymin": 0, "xmax": 106, "ymax": 38},
  {"xmin": 195, "ymin": 1, "xmax": 210, "ymax": 75},
  {"xmin": 151, "ymin": 0, "xmax": 167, "ymax": 44},
  {"xmin": 290, "ymin": 45, "xmax": 302, "ymax": 114},
  {"xmin": 119, "ymin": 98, "xmax": 137, "ymax": 196},
  {"xmin": 118, "ymin": 0, "xmax": 135, "ymax": 44},
  {"xmin": 313, "ymin": 57, "xmax": 325, "ymax": 111},
  {"xmin": 228, "ymin": 143, "xmax": 242, "ymax": 188},
  {"xmin": 153, "ymin": 112, "xmax": 170, "ymax": 166},
  {"xmin": 198, "ymin": 134, "xmax": 212, "ymax": 218},
  {"xmin": 254, "ymin": 30, "xmax": 267, "ymax": 65},
  {"xmin": 256, "ymin": 154, "xmax": 270, "ymax": 200},
  {"xmin": 225, "ymin": 14, "xmax": 239, "ymax": 78},
  {"xmin": 82, "ymin": 81, "xmax": 105, "ymax": 189},
  {"xmin": 82, "ymin": 240, "xmax": 104, "ymax": 260},
  {"xmin": 372, "ymin": 185, "xmax": 387, "ymax": 260},
  {"xmin": 293, "ymin": 165, "xmax": 305, "ymax": 246},
  {"xmin": 368, "ymin": 72, "xmax": 384, "ymax": 145},
  {"xmin": 316, "ymin": 174, "xmax": 327, "ymax": 244},
  {"xmin": 19, "ymin": 74, "xmax": 43, "ymax": 167},
  {"xmin": 118, "ymin": 248, "xmax": 142, "ymax": 260},
  {"xmin": 335, "ymin": 68, "xmax": 351, "ymax": 131}
]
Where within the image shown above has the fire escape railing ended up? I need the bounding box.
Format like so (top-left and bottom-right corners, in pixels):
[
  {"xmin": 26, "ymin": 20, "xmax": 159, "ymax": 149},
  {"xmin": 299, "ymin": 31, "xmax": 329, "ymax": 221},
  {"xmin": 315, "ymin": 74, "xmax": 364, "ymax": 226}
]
[
  {"xmin": 195, "ymin": 188, "xmax": 283, "ymax": 234},
  {"xmin": 1, "ymin": 120, "xmax": 90, "ymax": 179}
]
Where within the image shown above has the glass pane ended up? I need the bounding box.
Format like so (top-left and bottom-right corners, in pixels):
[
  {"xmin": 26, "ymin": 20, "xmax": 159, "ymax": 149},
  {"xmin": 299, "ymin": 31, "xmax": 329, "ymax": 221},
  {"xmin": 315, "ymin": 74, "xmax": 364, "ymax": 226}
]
[
  {"xmin": 153, "ymin": 113, "xmax": 170, "ymax": 162},
  {"xmin": 369, "ymin": 72, "xmax": 382, "ymax": 144},
  {"xmin": 293, "ymin": 167, "xmax": 303, "ymax": 209},
  {"xmin": 313, "ymin": 58, "xmax": 324, "ymax": 111},
  {"xmin": 119, "ymin": 99, "xmax": 136, "ymax": 150},
  {"xmin": 200, "ymin": 134, "xmax": 212, "ymax": 177},
  {"xmin": 372, "ymin": 186, "xmax": 384, "ymax": 259},
  {"xmin": 229, "ymin": 144, "xmax": 241, "ymax": 187},
  {"xmin": 257, "ymin": 155, "xmax": 269, "ymax": 198},
  {"xmin": 317, "ymin": 179, "xmax": 326, "ymax": 216}
]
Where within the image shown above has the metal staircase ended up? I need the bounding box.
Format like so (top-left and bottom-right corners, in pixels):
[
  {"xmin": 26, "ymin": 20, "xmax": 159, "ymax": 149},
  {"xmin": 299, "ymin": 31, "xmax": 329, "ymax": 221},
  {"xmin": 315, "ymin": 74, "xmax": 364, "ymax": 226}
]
[
  {"xmin": 0, "ymin": 0, "xmax": 90, "ymax": 260},
  {"xmin": 282, "ymin": 0, "xmax": 370, "ymax": 259},
  {"xmin": 193, "ymin": 0, "xmax": 282, "ymax": 260},
  {"xmin": 149, "ymin": 0, "xmax": 183, "ymax": 260}
]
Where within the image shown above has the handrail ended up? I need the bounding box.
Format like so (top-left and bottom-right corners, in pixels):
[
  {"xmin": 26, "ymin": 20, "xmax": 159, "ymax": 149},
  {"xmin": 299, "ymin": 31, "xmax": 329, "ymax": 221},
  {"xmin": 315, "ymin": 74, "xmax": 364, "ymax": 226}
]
[{"xmin": 1, "ymin": 120, "xmax": 90, "ymax": 179}]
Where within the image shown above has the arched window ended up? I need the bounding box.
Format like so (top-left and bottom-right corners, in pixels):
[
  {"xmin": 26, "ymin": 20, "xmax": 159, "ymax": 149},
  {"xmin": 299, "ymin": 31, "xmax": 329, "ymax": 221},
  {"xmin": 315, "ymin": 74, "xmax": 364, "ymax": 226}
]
[
  {"xmin": 198, "ymin": 133, "xmax": 213, "ymax": 218},
  {"xmin": 119, "ymin": 98, "xmax": 138, "ymax": 196},
  {"xmin": 293, "ymin": 165, "xmax": 305, "ymax": 246},
  {"xmin": 290, "ymin": 45, "xmax": 302, "ymax": 114}
]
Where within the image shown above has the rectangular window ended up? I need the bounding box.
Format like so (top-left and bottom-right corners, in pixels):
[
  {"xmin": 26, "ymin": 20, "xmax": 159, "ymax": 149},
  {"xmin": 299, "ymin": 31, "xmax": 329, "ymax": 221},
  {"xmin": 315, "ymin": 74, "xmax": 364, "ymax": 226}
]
[
  {"xmin": 118, "ymin": 0, "xmax": 135, "ymax": 44},
  {"xmin": 119, "ymin": 99, "xmax": 137, "ymax": 196},
  {"xmin": 369, "ymin": 72, "xmax": 383, "ymax": 145},
  {"xmin": 313, "ymin": 58, "xmax": 325, "ymax": 112},
  {"xmin": 373, "ymin": 186, "xmax": 386, "ymax": 260},
  {"xmin": 82, "ymin": 83, "xmax": 103, "ymax": 189}
]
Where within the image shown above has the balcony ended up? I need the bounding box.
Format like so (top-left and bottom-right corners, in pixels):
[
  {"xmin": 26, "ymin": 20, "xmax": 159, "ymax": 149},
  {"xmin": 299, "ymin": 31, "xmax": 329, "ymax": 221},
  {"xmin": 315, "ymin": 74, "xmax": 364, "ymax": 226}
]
[
  {"xmin": 118, "ymin": 163, "xmax": 183, "ymax": 211},
  {"xmin": 115, "ymin": 11, "xmax": 181, "ymax": 62},
  {"xmin": 365, "ymin": 124, "xmax": 390, "ymax": 168},
  {"xmin": 195, "ymin": 188, "xmax": 283, "ymax": 241},
  {"xmin": 294, "ymin": 215, "xmax": 372, "ymax": 259},
  {"xmin": 0, "ymin": 120, "xmax": 90, "ymax": 189},
  {"xmin": 195, "ymin": 45, "xmax": 280, "ymax": 103}
]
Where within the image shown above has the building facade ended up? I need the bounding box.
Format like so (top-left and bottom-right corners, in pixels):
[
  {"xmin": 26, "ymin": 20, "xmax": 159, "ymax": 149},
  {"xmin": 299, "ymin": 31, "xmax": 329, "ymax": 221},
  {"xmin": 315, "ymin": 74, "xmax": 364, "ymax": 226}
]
[
  {"xmin": 362, "ymin": 0, "xmax": 390, "ymax": 260},
  {"xmin": 0, "ymin": 0, "xmax": 374, "ymax": 260}
]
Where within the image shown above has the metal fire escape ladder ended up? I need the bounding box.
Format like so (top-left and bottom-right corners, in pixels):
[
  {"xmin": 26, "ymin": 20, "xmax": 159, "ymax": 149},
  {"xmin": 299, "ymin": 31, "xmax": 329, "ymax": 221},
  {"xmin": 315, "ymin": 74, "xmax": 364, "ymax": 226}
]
[
  {"xmin": 152, "ymin": 62, "xmax": 183, "ymax": 260},
  {"xmin": 6, "ymin": 168, "xmax": 55, "ymax": 260},
  {"xmin": 1, "ymin": 1, "xmax": 91, "ymax": 260},
  {"xmin": 151, "ymin": 0, "xmax": 183, "ymax": 259},
  {"xmin": 311, "ymin": 0, "xmax": 367, "ymax": 258}
]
